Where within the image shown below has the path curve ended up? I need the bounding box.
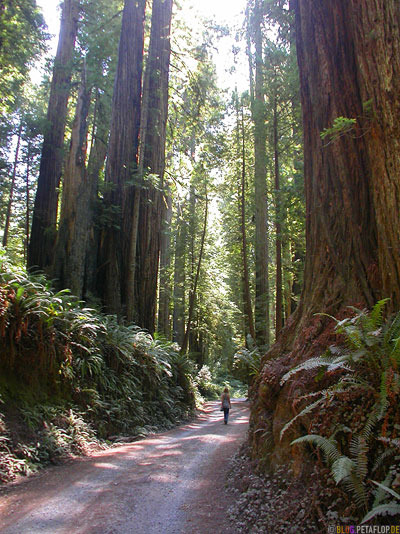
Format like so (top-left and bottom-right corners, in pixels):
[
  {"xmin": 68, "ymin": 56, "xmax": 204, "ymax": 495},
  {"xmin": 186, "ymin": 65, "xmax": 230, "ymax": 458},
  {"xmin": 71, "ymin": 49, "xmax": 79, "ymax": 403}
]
[{"xmin": 0, "ymin": 400, "xmax": 249, "ymax": 534}]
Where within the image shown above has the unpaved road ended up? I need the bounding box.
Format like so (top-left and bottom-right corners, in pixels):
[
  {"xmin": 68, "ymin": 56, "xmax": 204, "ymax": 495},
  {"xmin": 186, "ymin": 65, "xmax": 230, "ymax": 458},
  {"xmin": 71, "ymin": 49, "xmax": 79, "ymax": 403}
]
[{"xmin": 0, "ymin": 400, "xmax": 249, "ymax": 534}]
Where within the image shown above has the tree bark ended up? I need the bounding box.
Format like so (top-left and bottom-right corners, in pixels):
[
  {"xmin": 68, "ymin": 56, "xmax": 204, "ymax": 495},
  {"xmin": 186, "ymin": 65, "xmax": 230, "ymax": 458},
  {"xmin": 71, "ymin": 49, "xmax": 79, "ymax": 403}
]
[
  {"xmin": 237, "ymin": 96, "xmax": 256, "ymax": 343},
  {"xmin": 180, "ymin": 192, "xmax": 208, "ymax": 355},
  {"xmin": 251, "ymin": 0, "xmax": 270, "ymax": 349},
  {"xmin": 3, "ymin": 120, "xmax": 22, "ymax": 248},
  {"xmin": 52, "ymin": 63, "xmax": 91, "ymax": 296},
  {"xmin": 173, "ymin": 203, "xmax": 186, "ymax": 345},
  {"xmin": 24, "ymin": 139, "xmax": 32, "ymax": 261},
  {"xmin": 135, "ymin": 0, "xmax": 173, "ymax": 332},
  {"xmin": 250, "ymin": 0, "xmax": 400, "ymax": 467},
  {"xmin": 97, "ymin": 0, "xmax": 146, "ymax": 316},
  {"xmin": 28, "ymin": 0, "xmax": 80, "ymax": 271},
  {"xmin": 83, "ymin": 91, "xmax": 108, "ymax": 299},
  {"xmin": 158, "ymin": 191, "xmax": 173, "ymax": 337},
  {"xmin": 273, "ymin": 94, "xmax": 283, "ymax": 337}
]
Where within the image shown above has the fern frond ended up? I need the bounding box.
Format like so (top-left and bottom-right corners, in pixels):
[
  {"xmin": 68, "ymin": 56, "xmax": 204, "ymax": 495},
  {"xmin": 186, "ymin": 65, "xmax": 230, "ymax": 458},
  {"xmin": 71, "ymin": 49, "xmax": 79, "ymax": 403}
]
[
  {"xmin": 280, "ymin": 356, "xmax": 335, "ymax": 385},
  {"xmin": 384, "ymin": 310, "xmax": 400, "ymax": 346},
  {"xmin": 331, "ymin": 456, "xmax": 355, "ymax": 484},
  {"xmin": 344, "ymin": 473, "xmax": 368, "ymax": 509},
  {"xmin": 362, "ymin": 503, "xmax": 400, "ymax": 524},
  {"xmin": 280, "ymin": 397, "xmax": 325, "ymax": 441},
  {"xmin": 370, "ymin": 480, "xmax": 400, "ymax": 501},
  {"xmin": 291, "ymin": 434, "xmax": 341, "ymax": 464},
  {"xmin": 368, "ymin": 299, "xmax": 390, "ymax": 330},
  {"xmin": 371, "ymin": 473, "xmax": 394, "ymax": 507}
]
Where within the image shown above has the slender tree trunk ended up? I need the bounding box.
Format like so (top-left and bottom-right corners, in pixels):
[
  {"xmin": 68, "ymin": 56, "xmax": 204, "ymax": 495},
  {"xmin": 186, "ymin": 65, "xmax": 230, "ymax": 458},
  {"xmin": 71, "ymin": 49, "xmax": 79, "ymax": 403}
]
[
  {"xmin": 28, "ymin": 0, "xmax": 80, "ymax": 271},
  {"xmin": 158, "ymin": 191, "xmax": 173, "ymax": 336},
  {"xmin": 181, "ymin": 192, "xmax": 208, "ymax": 355},
  {"xmin": 173, "ymin": 204, "xmax": 186, "ymax": 345},
  {"xmin": 136, "ymin": 0, "xmax": 173, "ymax": 332},
  {"xmin": 24, "ymin": 140, "xmax": 32, "ymax": 261},
  {"xmin": 251, "ymin": 0, "xmax": 270, "ymax": 349},
  {"xmin": 83, "ymin": 91, "xmax": 108, "ymax": 299},
  {"xmin": 3, "ymin": 120, "xmax": 22, "ymax": 247},
  {"xmin": 250, "ymin": 0, "xmax": 400, "ymax": 466},
  {"xmin": 98, "ymin": 0, "xmax": 146, "ymax": 316},
  {"xmin": 236, "ymin": 96, "xmax": 256, "ymax": 343},
  {"xmin": 53, "ymin": 63, "xmax": 91, "ymax": 296},
  {"xmin": 273, "ymin": 94, "xmax": 283, "ymax": 337}
]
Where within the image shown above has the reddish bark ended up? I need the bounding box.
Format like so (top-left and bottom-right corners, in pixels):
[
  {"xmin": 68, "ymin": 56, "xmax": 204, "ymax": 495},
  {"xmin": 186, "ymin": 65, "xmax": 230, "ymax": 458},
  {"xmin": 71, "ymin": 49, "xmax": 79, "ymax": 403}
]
[
  {"xmin": 250, "ymin": 0, "xmax": 400, "ymax": 466},
  {"xmin": 98, "ymin": 0, "xmax": 146, "ymax": 316},
  {"xmin": 136, "ymin": 0, "xmax": 173, "ymax": 332},
  {"xmin": 28, "ymin": 0, "xmax": 80, "ymax": 271}
]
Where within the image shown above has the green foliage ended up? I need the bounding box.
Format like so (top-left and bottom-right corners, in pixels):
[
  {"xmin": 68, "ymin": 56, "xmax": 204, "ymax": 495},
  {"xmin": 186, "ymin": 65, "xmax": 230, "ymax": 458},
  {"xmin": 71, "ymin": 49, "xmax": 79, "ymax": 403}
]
[
  {"xmin": 0, "ymin": 250, "xmax": 196, "ymax": 464},
  {"xmin": 0, "ymin": 0, "xmax": 48, "ymax": 114},
  {"xmin": 320, "ymin": 116, "xmax": 357, "ymax": 143},
  {"xmin": 233, "ymin": 342, "xmax": 261, "ymax": 384},
  {"xmin": 283, "ymin": 300, "xmax": 400, "ymax": 519},
  {"xmin": 362, "ymin": 482, "xmax": 400, "ymax": 524}
]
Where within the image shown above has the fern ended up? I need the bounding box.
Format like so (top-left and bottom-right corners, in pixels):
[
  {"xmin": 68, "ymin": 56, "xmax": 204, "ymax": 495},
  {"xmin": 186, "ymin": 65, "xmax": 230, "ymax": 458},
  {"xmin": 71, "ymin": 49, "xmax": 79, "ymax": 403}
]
[
  {"xmin": 362, "ymin": 481, "xmax": 400, "ymax": 524},
  {"xmin": 291, "ymin": 434, "xmax": 341, "ymax": 464},
  {"xmin": 331, "ymin": 456, "xmax": 356, "ymax": 484}
]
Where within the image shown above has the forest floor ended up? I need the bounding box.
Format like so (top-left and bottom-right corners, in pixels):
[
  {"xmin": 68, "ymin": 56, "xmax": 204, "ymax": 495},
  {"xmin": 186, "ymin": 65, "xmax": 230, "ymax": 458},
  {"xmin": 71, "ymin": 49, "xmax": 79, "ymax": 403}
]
[{"xmin": 0, "ymin": 400, "xmax": 249, "ymax": 534}]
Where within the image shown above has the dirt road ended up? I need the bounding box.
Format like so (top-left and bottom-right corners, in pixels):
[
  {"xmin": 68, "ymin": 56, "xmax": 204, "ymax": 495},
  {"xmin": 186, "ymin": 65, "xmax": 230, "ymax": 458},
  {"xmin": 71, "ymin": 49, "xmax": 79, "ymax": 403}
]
[{"xmin": 0, "ymin": 400, "xmax": 249, "ymax": 534}]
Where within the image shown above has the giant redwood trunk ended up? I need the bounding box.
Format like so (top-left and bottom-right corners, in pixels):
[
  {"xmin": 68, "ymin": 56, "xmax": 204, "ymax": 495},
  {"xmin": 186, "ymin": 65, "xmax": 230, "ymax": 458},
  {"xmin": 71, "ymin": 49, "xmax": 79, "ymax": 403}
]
[
  {"xmin": 250, "ymin": 0, "xmax": 400, "ymax": 466},
  {"xmin": 52, "ymin": 65, "xmax": 91, "ymax": 296},
  {"xmin": 136, "ymin": 0, "xmax": 173, "ymax": 333},
  {"xmin": 28, "ymin": 0, "xmax": 80, "ymax": 271},
  {"xmin": 97, "ymin": 0, "xmax": 145, "ymax": 315}
]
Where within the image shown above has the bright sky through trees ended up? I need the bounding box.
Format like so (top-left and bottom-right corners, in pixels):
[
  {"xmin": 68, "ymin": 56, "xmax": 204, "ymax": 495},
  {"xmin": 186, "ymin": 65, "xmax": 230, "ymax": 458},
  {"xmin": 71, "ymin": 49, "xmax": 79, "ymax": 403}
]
[{"xmin": 35, "ymin": 0, "xmax": 248, "ymax": 90}]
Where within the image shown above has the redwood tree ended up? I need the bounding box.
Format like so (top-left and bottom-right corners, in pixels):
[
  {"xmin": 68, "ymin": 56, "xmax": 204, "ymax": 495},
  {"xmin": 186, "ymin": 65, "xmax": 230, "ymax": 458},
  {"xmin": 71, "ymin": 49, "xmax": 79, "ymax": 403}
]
[
  {"xmin": 52, "ymin": 64, "xmax": 91, "ymax": 296},
  {"xmin": 28, "ymin": 0, "xmax": 80, "ymax": 271},
  {"xmin": 97, "ymin": 0, "xmax": 146, "ymax": 316},
  {"xmin": 251, "ymin": 0, "xmax": 400, "ymax": 464},
  {"xmin": 136, "ymin": 0, "xmax": 173, "ymax": 332}
]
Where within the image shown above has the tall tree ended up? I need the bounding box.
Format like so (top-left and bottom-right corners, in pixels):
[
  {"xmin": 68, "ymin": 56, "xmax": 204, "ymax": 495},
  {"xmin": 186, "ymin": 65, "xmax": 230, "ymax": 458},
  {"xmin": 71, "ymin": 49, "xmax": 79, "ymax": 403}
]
[
  {"xmin": 97, "ymin": 0, "xmax": 146, "ymax": 316},
  {"xmin": 248, "ymin": 0, "xmax": 270, "ymax": 349},
  {"xmin": 136, "ymin": 0, "xmax": 173, "ymax": 332},
  {"xmin": 251, "ymin": 0, "xmax": 400, "ymax": 462},
  {"xmin": 2, "ymin": 120, "xmax": 22, "ymax": 247},
  {"xmin": 52, "ymin": 63, "xmax": 91, "ymax": 295},
  {"xmin": 236, "ymin": 93, "xmax": 255, "ymax": 343},
  {"xmin": 28, "ymin": 0, "xmax": 80, "ymax": 271}
]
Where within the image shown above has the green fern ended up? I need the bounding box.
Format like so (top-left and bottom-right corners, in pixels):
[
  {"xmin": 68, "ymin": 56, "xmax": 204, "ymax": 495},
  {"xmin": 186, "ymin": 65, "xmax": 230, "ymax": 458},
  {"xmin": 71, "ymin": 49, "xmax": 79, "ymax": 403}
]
[{"xmin": 362, "ymin": 481, "xmax": 400, "ymax": 524}]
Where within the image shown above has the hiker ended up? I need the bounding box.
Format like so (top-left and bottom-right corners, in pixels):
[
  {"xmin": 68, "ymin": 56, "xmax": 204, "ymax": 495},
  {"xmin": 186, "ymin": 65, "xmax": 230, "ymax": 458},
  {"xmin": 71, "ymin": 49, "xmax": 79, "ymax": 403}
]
[{"xmin": 220, "ymin": 387, "xmax": 231, "ymax": 424}]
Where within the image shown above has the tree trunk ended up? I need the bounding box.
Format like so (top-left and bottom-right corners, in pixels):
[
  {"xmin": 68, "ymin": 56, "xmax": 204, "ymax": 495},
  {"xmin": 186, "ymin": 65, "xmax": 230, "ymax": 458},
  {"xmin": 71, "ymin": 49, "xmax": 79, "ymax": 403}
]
[
  {"xmin": 136, "ymin": 0, "xmax": 173, "ymax": 333},
  {"xmin": 24, "ymin": 140, "xmax": 32, "ymax": 261},
  {"xmin": 173, "ymin": 204, "xmax": 186, "ymax": 345},
  {"xmin": 97, "ymin": 0, "xmax": 146, "ymax": 316},
  {"xmin": 158, "ymin": 191, "xmax": 173, "ymax": 337},
  {"xmin": 83, "ymin": 91, "xmax": 108, "ymax": 299},
  {"xmin": 250, "ymin": 0, "xmax": 400, "ymax": 467},
  {"xmin": 52, "ymin": 63, "xmax": 91, "ymax": 296},
  {"xmin": 181, "ymin": 192, "xmax": 208, "ymax": 355},
  {"xmin": 28, "ymin": 0, "xmax": 80, "ymax": 271},
  {"xmin": 251, "ymin": 0, "xmax": 270, "ymax": 349},
  {"xmin": 237, "ymin": 96, "xmax": 256, "ymax": 343},
  {"xmin": 273, "ymin": 94, "xmax": 283, "ymax": 337},
  {"xmin": 3, "ymin": 120, "xmax": 22, "ymax": 248}
]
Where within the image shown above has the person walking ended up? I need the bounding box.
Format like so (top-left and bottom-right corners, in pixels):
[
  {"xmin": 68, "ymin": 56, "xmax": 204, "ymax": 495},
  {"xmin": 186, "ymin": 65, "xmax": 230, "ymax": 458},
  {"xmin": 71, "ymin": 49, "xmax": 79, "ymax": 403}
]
[{"xmin": 220, "ymin": 387, "xmax": 231, "ymax": 424}]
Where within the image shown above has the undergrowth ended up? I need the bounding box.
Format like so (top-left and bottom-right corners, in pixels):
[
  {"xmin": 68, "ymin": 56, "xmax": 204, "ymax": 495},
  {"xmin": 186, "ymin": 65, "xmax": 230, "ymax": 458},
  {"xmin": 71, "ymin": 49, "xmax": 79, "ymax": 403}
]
[
  {"xmin": 281, "ymin": 300, "xmax": 400, "ymax": 524},
  {"xmin": 0, "ymin": 251, "xmax": 197, "ymax": 483}
]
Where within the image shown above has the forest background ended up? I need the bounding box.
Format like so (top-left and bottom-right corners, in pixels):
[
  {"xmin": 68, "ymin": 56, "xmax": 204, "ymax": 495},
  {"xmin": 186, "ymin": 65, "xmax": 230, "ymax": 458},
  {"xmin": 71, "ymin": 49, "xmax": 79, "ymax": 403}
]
[{"xmin": 1, "ymin": 0, "xmax": 400, "ymax": 528}]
